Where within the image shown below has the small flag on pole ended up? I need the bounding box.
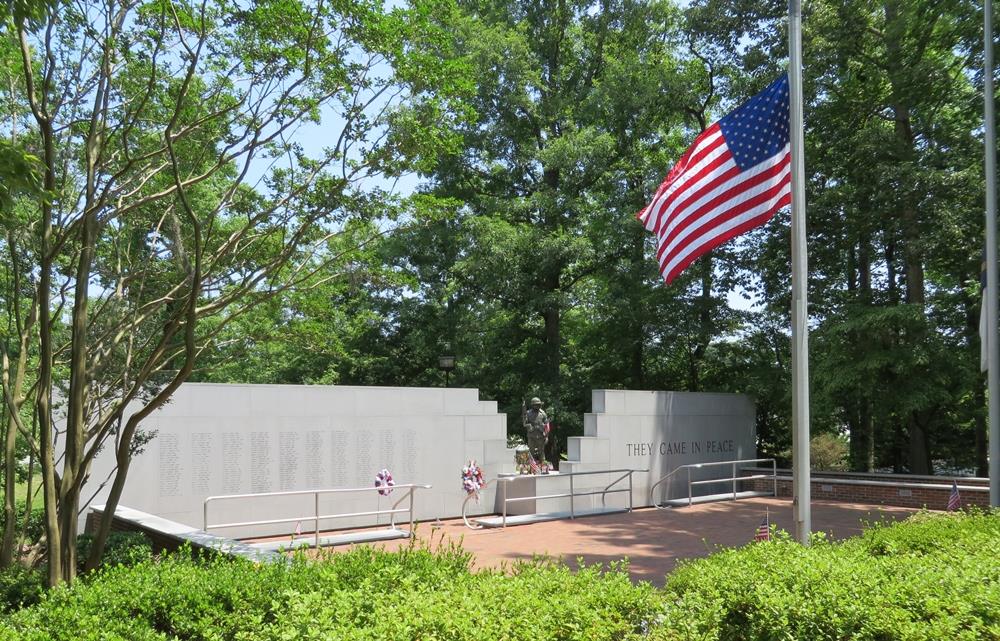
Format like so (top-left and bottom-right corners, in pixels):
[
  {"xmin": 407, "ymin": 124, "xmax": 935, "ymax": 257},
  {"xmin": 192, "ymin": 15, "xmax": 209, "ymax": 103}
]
[
  {"xmin": 292, "ymin": 521, "xmax": 302, "ymax": 541},
  {"xmin": 947, "ymin": 480, "xmax": 961, "ymax": 511},
  {"xmin": 638, "ymin": 75, "xmax": 791, "ymax": 284},
  {"xmin": 754, "ymin": 510, "xmax": 771, "ymax": 542}
]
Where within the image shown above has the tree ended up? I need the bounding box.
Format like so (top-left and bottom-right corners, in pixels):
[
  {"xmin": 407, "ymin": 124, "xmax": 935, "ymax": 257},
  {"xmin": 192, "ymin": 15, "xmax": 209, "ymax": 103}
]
[
  {"xmin": 2, "ymin": 0, "xmax": 467, "ymax": 585},
  {"xmin": 369, "ymin": 0, "xmax": 702, "ymax": 442},
  {"xmin": 685, "ymin": 0, "xmax": 985, "ymax": 474}
]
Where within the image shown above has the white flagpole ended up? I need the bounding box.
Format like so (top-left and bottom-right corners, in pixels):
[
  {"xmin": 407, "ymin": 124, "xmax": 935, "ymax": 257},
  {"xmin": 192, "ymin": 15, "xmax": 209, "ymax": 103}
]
[
  {"xmin": 788, "ymin": 0, "xmax": 812, "ymax": 543},
  {"xmin": 985, "ymin": 0, "xmax": 999, "ymax": 508}
]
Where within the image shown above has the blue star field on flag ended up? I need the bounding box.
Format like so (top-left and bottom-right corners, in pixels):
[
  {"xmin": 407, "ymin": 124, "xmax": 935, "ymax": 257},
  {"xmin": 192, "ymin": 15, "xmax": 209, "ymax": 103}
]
[{"xmin": 718, "ymin": 76, "xmax": 791, "ymax": 171}]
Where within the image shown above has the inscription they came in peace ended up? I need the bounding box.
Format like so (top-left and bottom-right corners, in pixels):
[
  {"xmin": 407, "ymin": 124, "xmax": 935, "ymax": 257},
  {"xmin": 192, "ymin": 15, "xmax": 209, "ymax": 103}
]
[{"xmin": 626, "ymin": 439, "xmax": 735, "ymax": 457}]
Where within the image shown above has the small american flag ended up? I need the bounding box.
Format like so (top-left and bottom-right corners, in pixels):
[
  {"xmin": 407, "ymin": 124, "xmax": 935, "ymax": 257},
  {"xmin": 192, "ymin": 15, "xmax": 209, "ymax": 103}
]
[
  {"xmin": 754, "ymin": 513, "xmax": 771, "ymax": 542},
  {"xmin": 947, "ymin": 480, "xmax": 961, "ymax": 511},
  {"xmin": 638, "ymin": 75, "xmax": 791, "ymax": 283}
]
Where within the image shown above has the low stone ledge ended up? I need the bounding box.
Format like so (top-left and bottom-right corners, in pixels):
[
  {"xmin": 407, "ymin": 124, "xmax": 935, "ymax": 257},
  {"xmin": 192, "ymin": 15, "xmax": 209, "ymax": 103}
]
[
  {"xmin": 738, "ymin": 469, "xmax": 990, "ymax": 510},
  {"xmin": 743, "ymin": 467, "xmax": 989, "ymax": 486},
  {"xmin": 86, "ymin": 505, "xmax": 282, "ymax": 563}
]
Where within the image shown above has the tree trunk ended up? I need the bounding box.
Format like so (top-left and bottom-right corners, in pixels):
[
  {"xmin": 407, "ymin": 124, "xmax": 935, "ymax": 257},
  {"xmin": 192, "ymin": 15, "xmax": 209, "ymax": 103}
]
[
  {"xmin": 628, "ymin": 224, "xmax": 645, "ymax": 389},
  {"xmin": 28, "ymin": 70, "xmax": 63, "ymax": 585},
  {"xmin": 1, "ymin": 363, "xmax": 25, "ymax": 568},
  {"xmin": 849, "ymin": 400, "xmax": 875, "ymax": 473},
  {"xmin": 1, "ymin": 406, "xmax": 12, "ymax": 568},
  {"xmin": 55, "ymin": 210, "xmax": 98, "ymax": 583},
  {"xmin": 688, "ymin": 253, "xmax": 713, "ymax": 392},
  {"xmin": 18, "ymin": 434, "xmax": 34, "ymax": 564},
  {"xmin": 886, "ymin": 0, "xmax": 931, "ymax": 475},
  {"xmin": 85, "ymin": 263, "xmax": 203, "ymax": 571},
  {"xmin": 850, "ymin": 237, "xmax": 875, "ymax": 472}
]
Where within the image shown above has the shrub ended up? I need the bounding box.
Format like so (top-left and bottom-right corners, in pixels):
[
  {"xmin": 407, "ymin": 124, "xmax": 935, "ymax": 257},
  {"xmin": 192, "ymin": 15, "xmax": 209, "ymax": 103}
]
[
  {"xmin": 0, "ymin": 540, "xmax": 661, "ymax": 640},
  {"xmin": 655, "ymin": 509, "xmax": 1000, "ymax": 640},
  {"xmin": 809, "ymin": 432, "xmax": 849, "ymax": 470},
  {"xmin": 76, "ymin": 531, "xmax": 153, "ymax": 573},
  {"xmin": 0, "ymin": 564, "xmax": 45, "ymax": 613},
  {"xmin": 0, "ymin": 511, "xmax": 997, "ymax": 640}
]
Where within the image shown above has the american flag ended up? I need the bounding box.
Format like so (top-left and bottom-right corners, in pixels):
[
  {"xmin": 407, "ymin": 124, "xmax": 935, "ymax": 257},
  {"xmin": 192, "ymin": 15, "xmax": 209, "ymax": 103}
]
[
  {"xmin": 947, "ymin": 480, "xmax": 961, "ymax": 511},
  {"xmin": 754, "ymin": 513, "xmax": 771, "ymax": 542},
  {"xmin": 638, "ymin": 75, "xmax": 791, "ymax": 283}
]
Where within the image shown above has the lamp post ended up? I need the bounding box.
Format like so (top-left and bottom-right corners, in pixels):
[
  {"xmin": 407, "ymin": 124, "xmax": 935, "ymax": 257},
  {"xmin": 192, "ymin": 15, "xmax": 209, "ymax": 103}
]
[{"xmin": 438, "ymin": 355, "xmax": 456, "ymax": 388}]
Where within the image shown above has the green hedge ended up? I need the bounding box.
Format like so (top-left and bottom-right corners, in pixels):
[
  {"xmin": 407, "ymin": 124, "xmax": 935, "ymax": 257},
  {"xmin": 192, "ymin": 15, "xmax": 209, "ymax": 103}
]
[
  {"xmin": 656, "ymin": 510, "xmax": 1000, "ymax": 640},
  {"xmin": 1, "ymin": 511, "xmax": 997, "ymax": 640},
  {"xmin": 75, "ymin": 531, "xmax": 153, "ymax": 573},
  {"xmin": 0, "ymin": 564, "xmax": 45, "ymax": 614},
  {"xmin": 0, "ymin": 541, "xmax": 659, "ymax": 640}
]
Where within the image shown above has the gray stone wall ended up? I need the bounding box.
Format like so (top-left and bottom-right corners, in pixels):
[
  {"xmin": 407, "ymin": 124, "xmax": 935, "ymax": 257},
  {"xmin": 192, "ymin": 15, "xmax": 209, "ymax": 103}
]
[
  {"xmin": 81, "ymin": 385, "xmax": 756, "ymax": 537},
  {"xmin": 82, "ymin": 384, "xmax": 514, "ymax": 537},
  {"xmin": 561, "ymin": 390, "xmax": 757, "ymax": 510}
]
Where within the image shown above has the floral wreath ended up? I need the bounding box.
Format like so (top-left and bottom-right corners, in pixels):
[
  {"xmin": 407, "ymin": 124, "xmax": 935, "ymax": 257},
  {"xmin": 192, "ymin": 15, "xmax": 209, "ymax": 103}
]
[
  {"xmin": 374, "ymin": 468, "xmax": 395, "ymax": 496},
  {"xmin": 461, "ymin": 459, "xmax": 486, "ymax": 500}
]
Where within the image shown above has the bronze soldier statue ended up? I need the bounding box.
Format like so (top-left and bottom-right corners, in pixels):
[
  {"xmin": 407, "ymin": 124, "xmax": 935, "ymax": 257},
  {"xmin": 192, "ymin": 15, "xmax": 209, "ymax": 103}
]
[{"xmin": 523, "ymin": 397, "xmax": 548, "ymax": 463}]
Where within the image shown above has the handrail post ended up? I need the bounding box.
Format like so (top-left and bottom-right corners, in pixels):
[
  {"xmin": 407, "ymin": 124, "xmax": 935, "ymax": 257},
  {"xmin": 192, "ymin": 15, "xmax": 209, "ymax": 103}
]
[
  {"xmin": 773, "ymin": 458, "xmax": 778, "ymax": 497},
  {"xmin": 628, "ymin": 470, "xmax": 634, "ymax": 512},
  {"xmin": 502, "ymin": 479, "xmax": 508, "ymax": 528},
  {"xmin": 408, "ymin": 487, "xmax": 415, "ymax": 534},
  {"xmin": 314, "ymin": 491, "xmax": 320, "ymax": 549},
  {"xmin": 733, "ymin": 462, "xmax": 737, "ymax": 499},
  {"xmin": 203, "ymin": 499, "xmax": 208, "ymax": 531},
  {"xmin": 687, "ymin": 467, "xmax": 692, "ymax": 506},
  {"xmin": 569, "ymin": 473, "xmax": 575, "ymax": 519}
]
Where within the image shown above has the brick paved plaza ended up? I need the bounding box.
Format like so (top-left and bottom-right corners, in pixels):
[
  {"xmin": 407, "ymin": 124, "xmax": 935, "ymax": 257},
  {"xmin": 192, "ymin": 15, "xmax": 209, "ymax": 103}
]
[{"xmin": 254, "ymin": 497, "xmax": 920, "ymax": 585}]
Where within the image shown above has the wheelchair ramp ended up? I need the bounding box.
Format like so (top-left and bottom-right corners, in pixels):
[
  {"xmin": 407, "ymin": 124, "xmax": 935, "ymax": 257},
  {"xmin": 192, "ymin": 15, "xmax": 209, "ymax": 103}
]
[
  {"xmin": 658, "ymin": 490, "xmax": 773, "ymax": 508},
  {"xmin": 248, "ymin": 527, "xmax": 412, "ymax": 551},
  {"xmin": 472, "ymin": 506, "xmax": 627, "ymax": 528}
]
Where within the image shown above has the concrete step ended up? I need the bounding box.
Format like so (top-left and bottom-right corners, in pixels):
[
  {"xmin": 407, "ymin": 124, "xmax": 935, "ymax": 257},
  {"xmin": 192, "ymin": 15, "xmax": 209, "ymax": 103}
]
[
  {"xmin": 471, "ymin": 506, "xmax": 628, "ymax": 528},
  {"xmin": 566, "ymin": 437, "xmax": 610, "ymax": 464},
  {"xmin": 558, "ymin": 460, "xmax": 612, "ymax": 474},
  {"xmin": 657, "ymin": 490, "xmax": 772, "ymax": 508},
  {"xmin": 483, "ymin": 438, "xmax": 515, "ymax": 465},
  {"xmin": 248, "ymin": 527, "xmax": 411, "ymax": 552}
]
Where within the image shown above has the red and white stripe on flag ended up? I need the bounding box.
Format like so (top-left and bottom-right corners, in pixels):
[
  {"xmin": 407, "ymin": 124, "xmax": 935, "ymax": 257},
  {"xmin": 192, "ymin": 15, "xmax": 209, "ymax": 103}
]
[
  {"xmin": 754, "ymin": 516, "xmax": 771, "ymax": 542},
  {"xmin": 638, "ymin": 75, "xmax": 792, "ymax": 283},
  {"xmin": 947, "ymin": 480, "xmax": 961, "ymax": 511}
]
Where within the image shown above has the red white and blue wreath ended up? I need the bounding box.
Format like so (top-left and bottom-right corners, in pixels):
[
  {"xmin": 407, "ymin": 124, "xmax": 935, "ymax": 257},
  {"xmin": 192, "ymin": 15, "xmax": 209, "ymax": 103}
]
[
  {"xmin": 461, "ymin": 459, "xmax": 486, "ymax": 501},
  {"xmin": 374, "ymin": 468, "xmax": 395, "ymax": 496}
]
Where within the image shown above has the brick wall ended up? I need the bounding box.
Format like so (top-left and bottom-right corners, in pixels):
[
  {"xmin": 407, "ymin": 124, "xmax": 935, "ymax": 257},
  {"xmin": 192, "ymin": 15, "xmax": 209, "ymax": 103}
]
[{"xmin": 740, "ymin": 468, "xmax": 990, "ymax": 511}]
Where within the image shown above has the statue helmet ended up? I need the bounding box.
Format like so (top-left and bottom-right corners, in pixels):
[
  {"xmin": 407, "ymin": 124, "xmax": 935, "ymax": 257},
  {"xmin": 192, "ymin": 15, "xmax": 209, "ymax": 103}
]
[{"xmin": 530, "ymin": 397, "xmax": 542, "ymax": 406}]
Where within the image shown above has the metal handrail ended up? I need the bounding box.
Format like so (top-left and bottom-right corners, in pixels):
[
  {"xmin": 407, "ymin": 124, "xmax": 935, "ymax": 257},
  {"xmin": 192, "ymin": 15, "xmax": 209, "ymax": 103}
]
[
  {"xmin": 204, "ymin": 483, "xmax": 432, "ymax": 548},
  {"xmin": 649, "ymin": 458, "xmax": 777, "ymax": 508},
  {"xmin": 467, "ymin": 468, "xmax": 647, "ymax": 529},
  {"xmin": 461, "ymin": 492, "xmax": 485, "ymax": 529}
]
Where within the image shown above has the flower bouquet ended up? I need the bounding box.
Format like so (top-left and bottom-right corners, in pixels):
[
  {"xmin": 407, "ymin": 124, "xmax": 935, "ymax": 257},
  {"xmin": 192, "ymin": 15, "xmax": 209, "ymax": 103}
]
[
  {"xmin": 461, "ymin": 459, "xmax": 487, "ymax": 501},
  {"xmin": 374, "ymin": 468, "xmax": 395, "ymax": 496}
]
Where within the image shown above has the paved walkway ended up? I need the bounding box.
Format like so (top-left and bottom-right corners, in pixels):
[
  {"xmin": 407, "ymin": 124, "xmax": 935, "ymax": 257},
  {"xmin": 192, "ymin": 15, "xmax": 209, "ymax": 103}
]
[{"xmin": 249, "ymin": 497, "xmax": 919, "ymax": 585}]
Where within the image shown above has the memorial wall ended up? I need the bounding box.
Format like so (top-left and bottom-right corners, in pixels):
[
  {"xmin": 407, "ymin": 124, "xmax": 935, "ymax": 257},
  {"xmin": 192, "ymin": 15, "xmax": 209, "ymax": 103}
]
[
  {"xmin": 82, "ymin": 384, "xmax": 515, "ymax": 537},
  {"xmin": 560, "ymin": 390, "xmax": 757, "ymax": 510},
  {"xmin": 82, "ymin": 385, "xmax": 756, "ymax": 538}
]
